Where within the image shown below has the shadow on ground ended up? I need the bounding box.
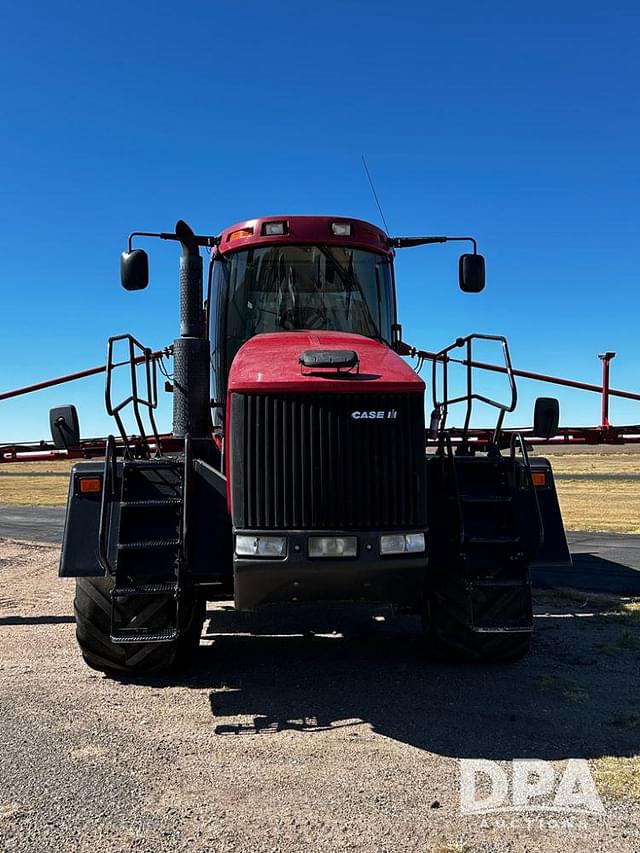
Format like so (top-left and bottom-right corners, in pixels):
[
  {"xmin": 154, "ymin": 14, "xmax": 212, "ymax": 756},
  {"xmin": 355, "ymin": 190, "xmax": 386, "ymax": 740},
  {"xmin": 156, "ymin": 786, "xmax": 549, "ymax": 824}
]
[
  {"xmin": 533, "ymin": 551, "xmax": 640, "ymax": 595},
  {"xmin": 0, "ymin": 615, "xmax": 75, "ymax": 626},
  {"xmin": 130, "ymin": 598, "xmax": 640, "ymax": 762}
]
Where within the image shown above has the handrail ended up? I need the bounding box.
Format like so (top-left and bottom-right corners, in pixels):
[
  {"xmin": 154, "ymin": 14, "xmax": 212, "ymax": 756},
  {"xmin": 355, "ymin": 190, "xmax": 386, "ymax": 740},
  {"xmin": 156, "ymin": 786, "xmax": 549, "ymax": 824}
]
[
  {"xmin": 432, "ymin": 334, "xmax": 518, "ymax": 445},
  {"xmin": 105, "ymin": 334, "xmax": 161, "ymax": 457},
  {"xmin": 510, "ymin": 431, "xmax": 544, "ymax": 554},
  {"xmin": 98, "ymin": 435, "xmax": 117, "ymax": 574},
  {"xmin": 181, "ymin": 433, "xmax": 191, "ymax": 575}
]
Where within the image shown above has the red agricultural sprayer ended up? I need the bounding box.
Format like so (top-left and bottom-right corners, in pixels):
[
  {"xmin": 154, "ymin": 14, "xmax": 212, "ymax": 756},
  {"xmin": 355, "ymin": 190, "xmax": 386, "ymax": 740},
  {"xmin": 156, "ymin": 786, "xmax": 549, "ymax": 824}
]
[{"xmin": 2, "ymin": 215, "xmax": 639, "ymax": 676}]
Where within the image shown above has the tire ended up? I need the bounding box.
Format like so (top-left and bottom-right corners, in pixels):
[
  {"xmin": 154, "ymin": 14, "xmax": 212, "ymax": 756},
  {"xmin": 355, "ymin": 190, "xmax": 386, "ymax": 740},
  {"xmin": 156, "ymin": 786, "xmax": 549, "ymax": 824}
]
[
  {"xmin": 74, "ymin": 576, "xmax": 204, "ymax": 676},
  {"xmin": 423, "ymin": 575, "xmax": 531, "ymax": 664}
]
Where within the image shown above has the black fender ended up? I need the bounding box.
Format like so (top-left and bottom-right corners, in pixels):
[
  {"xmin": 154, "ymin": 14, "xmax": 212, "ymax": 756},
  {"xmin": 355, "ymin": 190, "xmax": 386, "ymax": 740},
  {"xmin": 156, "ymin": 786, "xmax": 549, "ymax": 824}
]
[
  {"xmin": 59, "ymin": 461, "xmax": 107, "ymax": 577},
  {"xmin": 59, "ymin": 456, "xmax": 233, "ymax": 581},
  {"xmin": 529, "ymin": 457, "xmax": 571, "ymax": 566}
]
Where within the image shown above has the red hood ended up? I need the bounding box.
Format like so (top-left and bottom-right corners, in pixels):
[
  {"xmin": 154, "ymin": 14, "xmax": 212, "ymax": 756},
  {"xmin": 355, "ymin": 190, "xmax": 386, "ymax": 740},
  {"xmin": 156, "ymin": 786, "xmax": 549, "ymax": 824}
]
[{"xmin": 227, "ymin": 331, "xmax": 425, "ymax": 395}]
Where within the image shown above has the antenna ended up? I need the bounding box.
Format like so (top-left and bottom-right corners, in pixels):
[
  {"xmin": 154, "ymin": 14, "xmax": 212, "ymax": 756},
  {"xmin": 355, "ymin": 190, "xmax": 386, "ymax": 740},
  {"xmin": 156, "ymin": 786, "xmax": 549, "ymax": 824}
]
[{"xmin": 361, "ymin": 155, "xmax": 390, "ymax": 235}]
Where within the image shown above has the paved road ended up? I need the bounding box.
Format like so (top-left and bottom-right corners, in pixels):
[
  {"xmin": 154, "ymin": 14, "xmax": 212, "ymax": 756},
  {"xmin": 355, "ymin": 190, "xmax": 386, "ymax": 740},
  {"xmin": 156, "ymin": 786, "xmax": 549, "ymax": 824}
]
[
  {"xmin": 0, "ymin": 505, "xmax": 66, "ymax": 544},
  {"xmin": 1, "ymin": 505, "xmax": 639, "ymax": 594},
  {"xmin": 533, "ymin": 530, "xmax": 640, "ymax": 595}
]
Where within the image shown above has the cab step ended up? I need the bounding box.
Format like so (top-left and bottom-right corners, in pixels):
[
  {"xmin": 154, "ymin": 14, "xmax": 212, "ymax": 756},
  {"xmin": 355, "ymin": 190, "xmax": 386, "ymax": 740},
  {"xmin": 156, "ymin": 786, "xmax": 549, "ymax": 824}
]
[
  {"xmin": 466, "ymin": 535, "xmax": 520, "ymax": 545},
  {"xmin": 461, "ymin": 495, "xmax": 512, "ymax": 504},
  {"xmin": 110, "ymin": 627, "xmax": 178, "ymax": 644},
  {"xmin": 116, "ymin": 539, "xmax": 181, "ymax": 551},
  {"xmin": 113, "ymin": 583, "xmax": 179, "ymax": 596},
  {"xmin": 120, "ymin": 498, "xmax": 183, "ymax": 508}
]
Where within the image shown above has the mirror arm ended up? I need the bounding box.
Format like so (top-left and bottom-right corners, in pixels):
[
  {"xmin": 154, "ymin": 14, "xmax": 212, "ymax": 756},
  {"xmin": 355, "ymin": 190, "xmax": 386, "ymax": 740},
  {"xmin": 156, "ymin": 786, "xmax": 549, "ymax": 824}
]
[
  {"xmin": 127, "ymin": 230, "xmax": 219, "ymax": 252},
  {"xmin": 390, "ymin": 235, "xmax": 478, "ymax": 254}
]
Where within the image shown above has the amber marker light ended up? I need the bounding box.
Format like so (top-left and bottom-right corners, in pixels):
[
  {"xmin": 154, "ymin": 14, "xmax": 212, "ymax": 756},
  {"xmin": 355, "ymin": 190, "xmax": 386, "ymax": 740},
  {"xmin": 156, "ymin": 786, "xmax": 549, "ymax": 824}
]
[
  {"xmin": 227, "ymin": 228, "xmax": 254, "ymax": 242},
  {"xmin": 78, "ymin": 477, "xmax": 101, "ymax": 494}
]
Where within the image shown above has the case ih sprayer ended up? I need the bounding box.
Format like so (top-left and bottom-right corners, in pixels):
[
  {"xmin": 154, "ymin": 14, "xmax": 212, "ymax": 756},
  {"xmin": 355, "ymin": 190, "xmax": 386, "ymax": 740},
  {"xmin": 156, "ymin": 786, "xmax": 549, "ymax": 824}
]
[{"xmin": 5, "ymin": 215, "xmax": 577, "ymax": 674}]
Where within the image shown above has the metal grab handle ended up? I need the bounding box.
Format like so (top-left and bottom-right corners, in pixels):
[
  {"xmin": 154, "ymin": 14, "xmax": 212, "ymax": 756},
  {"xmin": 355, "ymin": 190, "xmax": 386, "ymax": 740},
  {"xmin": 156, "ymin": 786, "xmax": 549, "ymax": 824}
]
[
  {"xmin": 510, "ymin": 431, "xmax": 544, "ymax": 552},
  {"xmin": 432, "ymin": 333, "xmax": 518, "ymax": 445},
  {"xmin": 98, "ymin": 435, "xmax": 117, "ymax": 574}
]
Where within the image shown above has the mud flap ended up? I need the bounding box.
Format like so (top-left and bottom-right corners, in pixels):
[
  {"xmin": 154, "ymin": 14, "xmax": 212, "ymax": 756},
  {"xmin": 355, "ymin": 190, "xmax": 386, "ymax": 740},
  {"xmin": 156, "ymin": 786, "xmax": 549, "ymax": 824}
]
[
  {"xmin": 529, "ymin": 457, "xmax": 571, "ymax": 567},
  {"xmin": 59, "ymin": 461, "xmax": 109, "ymax": 577}
]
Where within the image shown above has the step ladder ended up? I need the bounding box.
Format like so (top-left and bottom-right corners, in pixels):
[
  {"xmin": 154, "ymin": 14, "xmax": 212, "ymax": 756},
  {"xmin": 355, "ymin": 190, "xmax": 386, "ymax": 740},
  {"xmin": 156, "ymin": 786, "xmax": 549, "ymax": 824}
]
[
  {"xmin": 109, "ymin": 457, "xmax": 185, "ymax": 643},
  {"xmin": 445, "ymin": 453, "xmax": 539, "ymax": 634}
]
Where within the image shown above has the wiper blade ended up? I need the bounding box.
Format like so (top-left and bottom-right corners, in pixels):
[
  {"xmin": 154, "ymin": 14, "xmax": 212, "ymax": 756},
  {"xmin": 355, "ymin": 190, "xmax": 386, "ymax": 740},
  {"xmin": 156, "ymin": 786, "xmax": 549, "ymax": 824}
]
[{"xmin": 317, "ymin": 245, "xmax": 380, "ymax": 338}]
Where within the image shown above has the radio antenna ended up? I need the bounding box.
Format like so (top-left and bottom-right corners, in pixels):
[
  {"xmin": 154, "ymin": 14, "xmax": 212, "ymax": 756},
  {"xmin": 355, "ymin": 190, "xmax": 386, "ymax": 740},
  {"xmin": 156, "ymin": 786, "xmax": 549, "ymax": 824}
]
[{"xmin": 361, "ymin": 155, "xmax": 390, "ymax": 235}]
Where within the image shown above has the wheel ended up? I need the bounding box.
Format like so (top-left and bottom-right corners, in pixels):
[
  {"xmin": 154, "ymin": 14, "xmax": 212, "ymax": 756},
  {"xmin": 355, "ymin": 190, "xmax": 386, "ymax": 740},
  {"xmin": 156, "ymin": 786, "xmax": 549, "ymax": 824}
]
[
  {"xmin": 423, "ymin": 575, "xmax": 531, "ymax": 663},
  {"xmin": 74, "ymin": 576, "xmax": 204, "ymax": 676}
]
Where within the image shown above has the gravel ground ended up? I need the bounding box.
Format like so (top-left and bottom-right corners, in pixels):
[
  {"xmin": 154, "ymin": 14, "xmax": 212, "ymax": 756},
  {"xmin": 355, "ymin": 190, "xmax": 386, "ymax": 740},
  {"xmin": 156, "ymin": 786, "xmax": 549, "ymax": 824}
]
[{"xmin": 1, "ymin": 539, "xmax": 639, "ymax": 853}]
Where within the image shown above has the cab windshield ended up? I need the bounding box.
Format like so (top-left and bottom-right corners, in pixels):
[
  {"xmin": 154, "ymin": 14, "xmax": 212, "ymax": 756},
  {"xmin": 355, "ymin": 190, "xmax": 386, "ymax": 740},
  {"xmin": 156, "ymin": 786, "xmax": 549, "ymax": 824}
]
[{"xmin": 219, "ymin": 244, "xmax": 394, "ymax": 372}]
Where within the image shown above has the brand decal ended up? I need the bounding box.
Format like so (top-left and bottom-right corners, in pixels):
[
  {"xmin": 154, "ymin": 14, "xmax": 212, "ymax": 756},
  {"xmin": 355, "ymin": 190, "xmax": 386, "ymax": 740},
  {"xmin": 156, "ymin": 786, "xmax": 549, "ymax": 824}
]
[{"xmin": 351, "ymin": 410, "xmax": 398, "ymax": 420}]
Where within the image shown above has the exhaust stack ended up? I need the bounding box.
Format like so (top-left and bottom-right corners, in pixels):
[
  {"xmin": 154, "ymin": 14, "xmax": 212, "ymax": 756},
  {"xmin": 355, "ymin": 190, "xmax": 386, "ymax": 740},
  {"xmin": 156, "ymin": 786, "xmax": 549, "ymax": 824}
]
[{"xmin": 172, "ymin": 220, "xmax": 210, "ymax": 438}]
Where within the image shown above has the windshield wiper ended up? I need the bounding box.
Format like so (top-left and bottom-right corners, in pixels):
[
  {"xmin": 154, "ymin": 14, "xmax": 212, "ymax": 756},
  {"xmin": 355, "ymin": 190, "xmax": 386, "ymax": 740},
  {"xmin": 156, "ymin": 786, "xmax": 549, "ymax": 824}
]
[{"xmin": 317, "ymin": 245, "xmax": 380, "ymax": 339}]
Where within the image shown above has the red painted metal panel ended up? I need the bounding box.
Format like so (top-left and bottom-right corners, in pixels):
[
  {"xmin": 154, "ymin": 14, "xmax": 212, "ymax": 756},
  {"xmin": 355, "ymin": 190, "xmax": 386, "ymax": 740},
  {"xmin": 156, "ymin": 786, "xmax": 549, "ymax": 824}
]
[
  {"xmin": 216, "ymin": 215, "xmax": 392, "ymax": 257},
  {"xmin": 226, "ymin": 330, "xmax": 425, "ymax": 395}
]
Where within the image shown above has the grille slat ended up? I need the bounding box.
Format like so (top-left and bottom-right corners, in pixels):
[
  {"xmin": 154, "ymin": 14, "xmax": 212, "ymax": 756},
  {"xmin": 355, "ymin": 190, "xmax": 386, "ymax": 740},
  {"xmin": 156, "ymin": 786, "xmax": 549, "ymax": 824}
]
[{"xmin": 231, "ymin": 392, "xmax": 425, "ymax": 531}]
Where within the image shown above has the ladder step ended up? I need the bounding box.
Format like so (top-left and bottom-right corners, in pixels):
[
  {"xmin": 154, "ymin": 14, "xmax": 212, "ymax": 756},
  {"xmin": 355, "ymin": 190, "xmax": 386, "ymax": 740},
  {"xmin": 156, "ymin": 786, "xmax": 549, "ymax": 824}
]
[
  {"xmin": 453, "ymin": 457, "xmax": 507, "ymax": 465},
  {"xmin": 120, "ymin": 499, "xmax": 182, "ymax": 508},
  {"xmin": 123, "ymin": 459, "xmax": 181, "ymax": 470},
  {"xmin": 471, "ymin": 578, "xmax": 530, "ymax": 589},
  {"xmin": 110, "ymin": 627, "xmax": 178, "ymax": 644},
  {"xmin": 113, "ymin": 583, "xmax": 178, "ymax": 596},
  {"xmin": 117, "ymin": 539, "xmax": 181, "ymax": 550},
  {"xmin": 472, "ymin": 623, "xmax": 533, "ymax": 635},
  {"xmin": 461, "ymin": 495, "xmax": 512, "ymax": 504},
  {"xmin": 466, "ymin": 535, "xmax": 520, "ymax": 545}
]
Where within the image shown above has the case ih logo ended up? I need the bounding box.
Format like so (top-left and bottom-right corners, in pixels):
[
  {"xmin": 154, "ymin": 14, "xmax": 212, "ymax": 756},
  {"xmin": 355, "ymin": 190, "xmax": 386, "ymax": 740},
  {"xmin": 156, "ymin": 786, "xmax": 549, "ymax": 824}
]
[{"xmin": 351, "ymin": 410, "xmax": 398, "ymax": 420}]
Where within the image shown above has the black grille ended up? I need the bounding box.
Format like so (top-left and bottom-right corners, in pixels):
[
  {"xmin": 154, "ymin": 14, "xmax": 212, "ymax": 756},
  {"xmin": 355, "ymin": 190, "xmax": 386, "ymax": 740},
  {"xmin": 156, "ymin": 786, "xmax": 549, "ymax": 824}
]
[{"xmin": 230, "ymin": 392, "xmax": 426, "ymax": 530}]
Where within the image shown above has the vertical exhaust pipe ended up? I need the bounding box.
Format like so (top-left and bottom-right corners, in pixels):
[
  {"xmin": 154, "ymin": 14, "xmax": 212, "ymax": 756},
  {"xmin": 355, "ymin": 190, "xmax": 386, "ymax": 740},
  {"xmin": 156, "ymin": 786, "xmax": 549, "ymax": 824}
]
[{"xmin": 172, "ymin": 220, "xmax": 210, "ymax": 438}]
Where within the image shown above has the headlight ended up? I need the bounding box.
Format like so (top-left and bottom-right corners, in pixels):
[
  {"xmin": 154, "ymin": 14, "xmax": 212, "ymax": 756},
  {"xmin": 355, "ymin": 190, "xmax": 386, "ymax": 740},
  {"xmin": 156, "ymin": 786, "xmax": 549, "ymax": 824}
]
[
  {"xmin": 308, "ymin": 536, "xmax": 357, "ymax": 558},
  {"xmin": 235, "ymin": 535, "xmax": 287, "ymax": 558},
  {"xmin": 380, "ymin": 533, "xmax": 425, "ymax": 555}
]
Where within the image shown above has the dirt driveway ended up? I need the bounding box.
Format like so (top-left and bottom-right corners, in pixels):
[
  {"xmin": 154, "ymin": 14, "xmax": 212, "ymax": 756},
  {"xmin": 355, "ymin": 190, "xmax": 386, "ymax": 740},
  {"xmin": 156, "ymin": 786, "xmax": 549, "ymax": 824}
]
[{"xmin": 1, "ymin": 539, "xmax": 639, "ymax": 853}]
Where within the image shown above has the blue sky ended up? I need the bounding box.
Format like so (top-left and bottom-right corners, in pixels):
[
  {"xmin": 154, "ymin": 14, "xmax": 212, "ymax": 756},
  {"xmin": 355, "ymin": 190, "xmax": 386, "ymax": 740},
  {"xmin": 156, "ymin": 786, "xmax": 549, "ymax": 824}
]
[{"xmin": 1, "ymin": 1, "xmax": 639, "ymax": 441}]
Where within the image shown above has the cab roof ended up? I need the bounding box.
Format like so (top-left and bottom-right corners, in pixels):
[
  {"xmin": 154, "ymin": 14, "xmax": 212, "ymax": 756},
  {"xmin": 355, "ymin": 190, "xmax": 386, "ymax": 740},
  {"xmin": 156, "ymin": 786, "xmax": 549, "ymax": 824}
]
[{"xmin": 216, "ymin": 215, "xmax": 393, "ymax": 257}]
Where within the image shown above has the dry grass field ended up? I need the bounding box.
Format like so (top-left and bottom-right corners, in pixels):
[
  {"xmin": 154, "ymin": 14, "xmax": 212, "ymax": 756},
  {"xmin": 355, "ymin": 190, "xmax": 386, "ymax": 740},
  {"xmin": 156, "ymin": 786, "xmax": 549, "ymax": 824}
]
[
  {"xmin": 530, "ymin": 447, "xmax": 640, "ymax": 534},
  {"xmin": 0, "ymin": 459, "xmax": 73, "ymax": 506},
  {"xmin": 1, "ymin": 448, "xmax": 640, "ymax": 533}
]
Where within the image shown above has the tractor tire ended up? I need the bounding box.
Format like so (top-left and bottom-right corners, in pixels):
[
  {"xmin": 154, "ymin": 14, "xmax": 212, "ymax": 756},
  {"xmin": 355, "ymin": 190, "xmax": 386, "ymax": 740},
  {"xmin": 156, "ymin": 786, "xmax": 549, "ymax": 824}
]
[
  {"xmin": 74, "ymin": 577, "xmax": 204, "ymax": 676},
  {"xmin": 423, "ymin": 576, "xmax": 531, "ymax": 664}
]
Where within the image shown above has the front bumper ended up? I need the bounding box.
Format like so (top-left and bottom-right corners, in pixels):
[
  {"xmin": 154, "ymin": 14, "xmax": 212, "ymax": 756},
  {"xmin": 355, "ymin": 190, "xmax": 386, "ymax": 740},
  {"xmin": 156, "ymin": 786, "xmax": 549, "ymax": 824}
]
[{"xmin": 233, "ymin": 530, "xmax": 428, "ymax": 609}]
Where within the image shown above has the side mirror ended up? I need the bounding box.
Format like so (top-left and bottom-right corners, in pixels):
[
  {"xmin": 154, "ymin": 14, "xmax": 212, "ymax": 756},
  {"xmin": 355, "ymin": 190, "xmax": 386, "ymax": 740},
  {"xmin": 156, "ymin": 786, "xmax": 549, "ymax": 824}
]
[
  {"xmin": 49, "ymin": 405, "xmax": 81, "ymax": 450},
  {"xmin": 533, "ymin": 397, "xmax": 560, "ymax": 439},
  {"xmin": 120, "ymin": 249, "xmax": 149, "ymax": 291},
  {"xmin": 459, "ymin": 253, "xmax": 485, "ymax": 293}
]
